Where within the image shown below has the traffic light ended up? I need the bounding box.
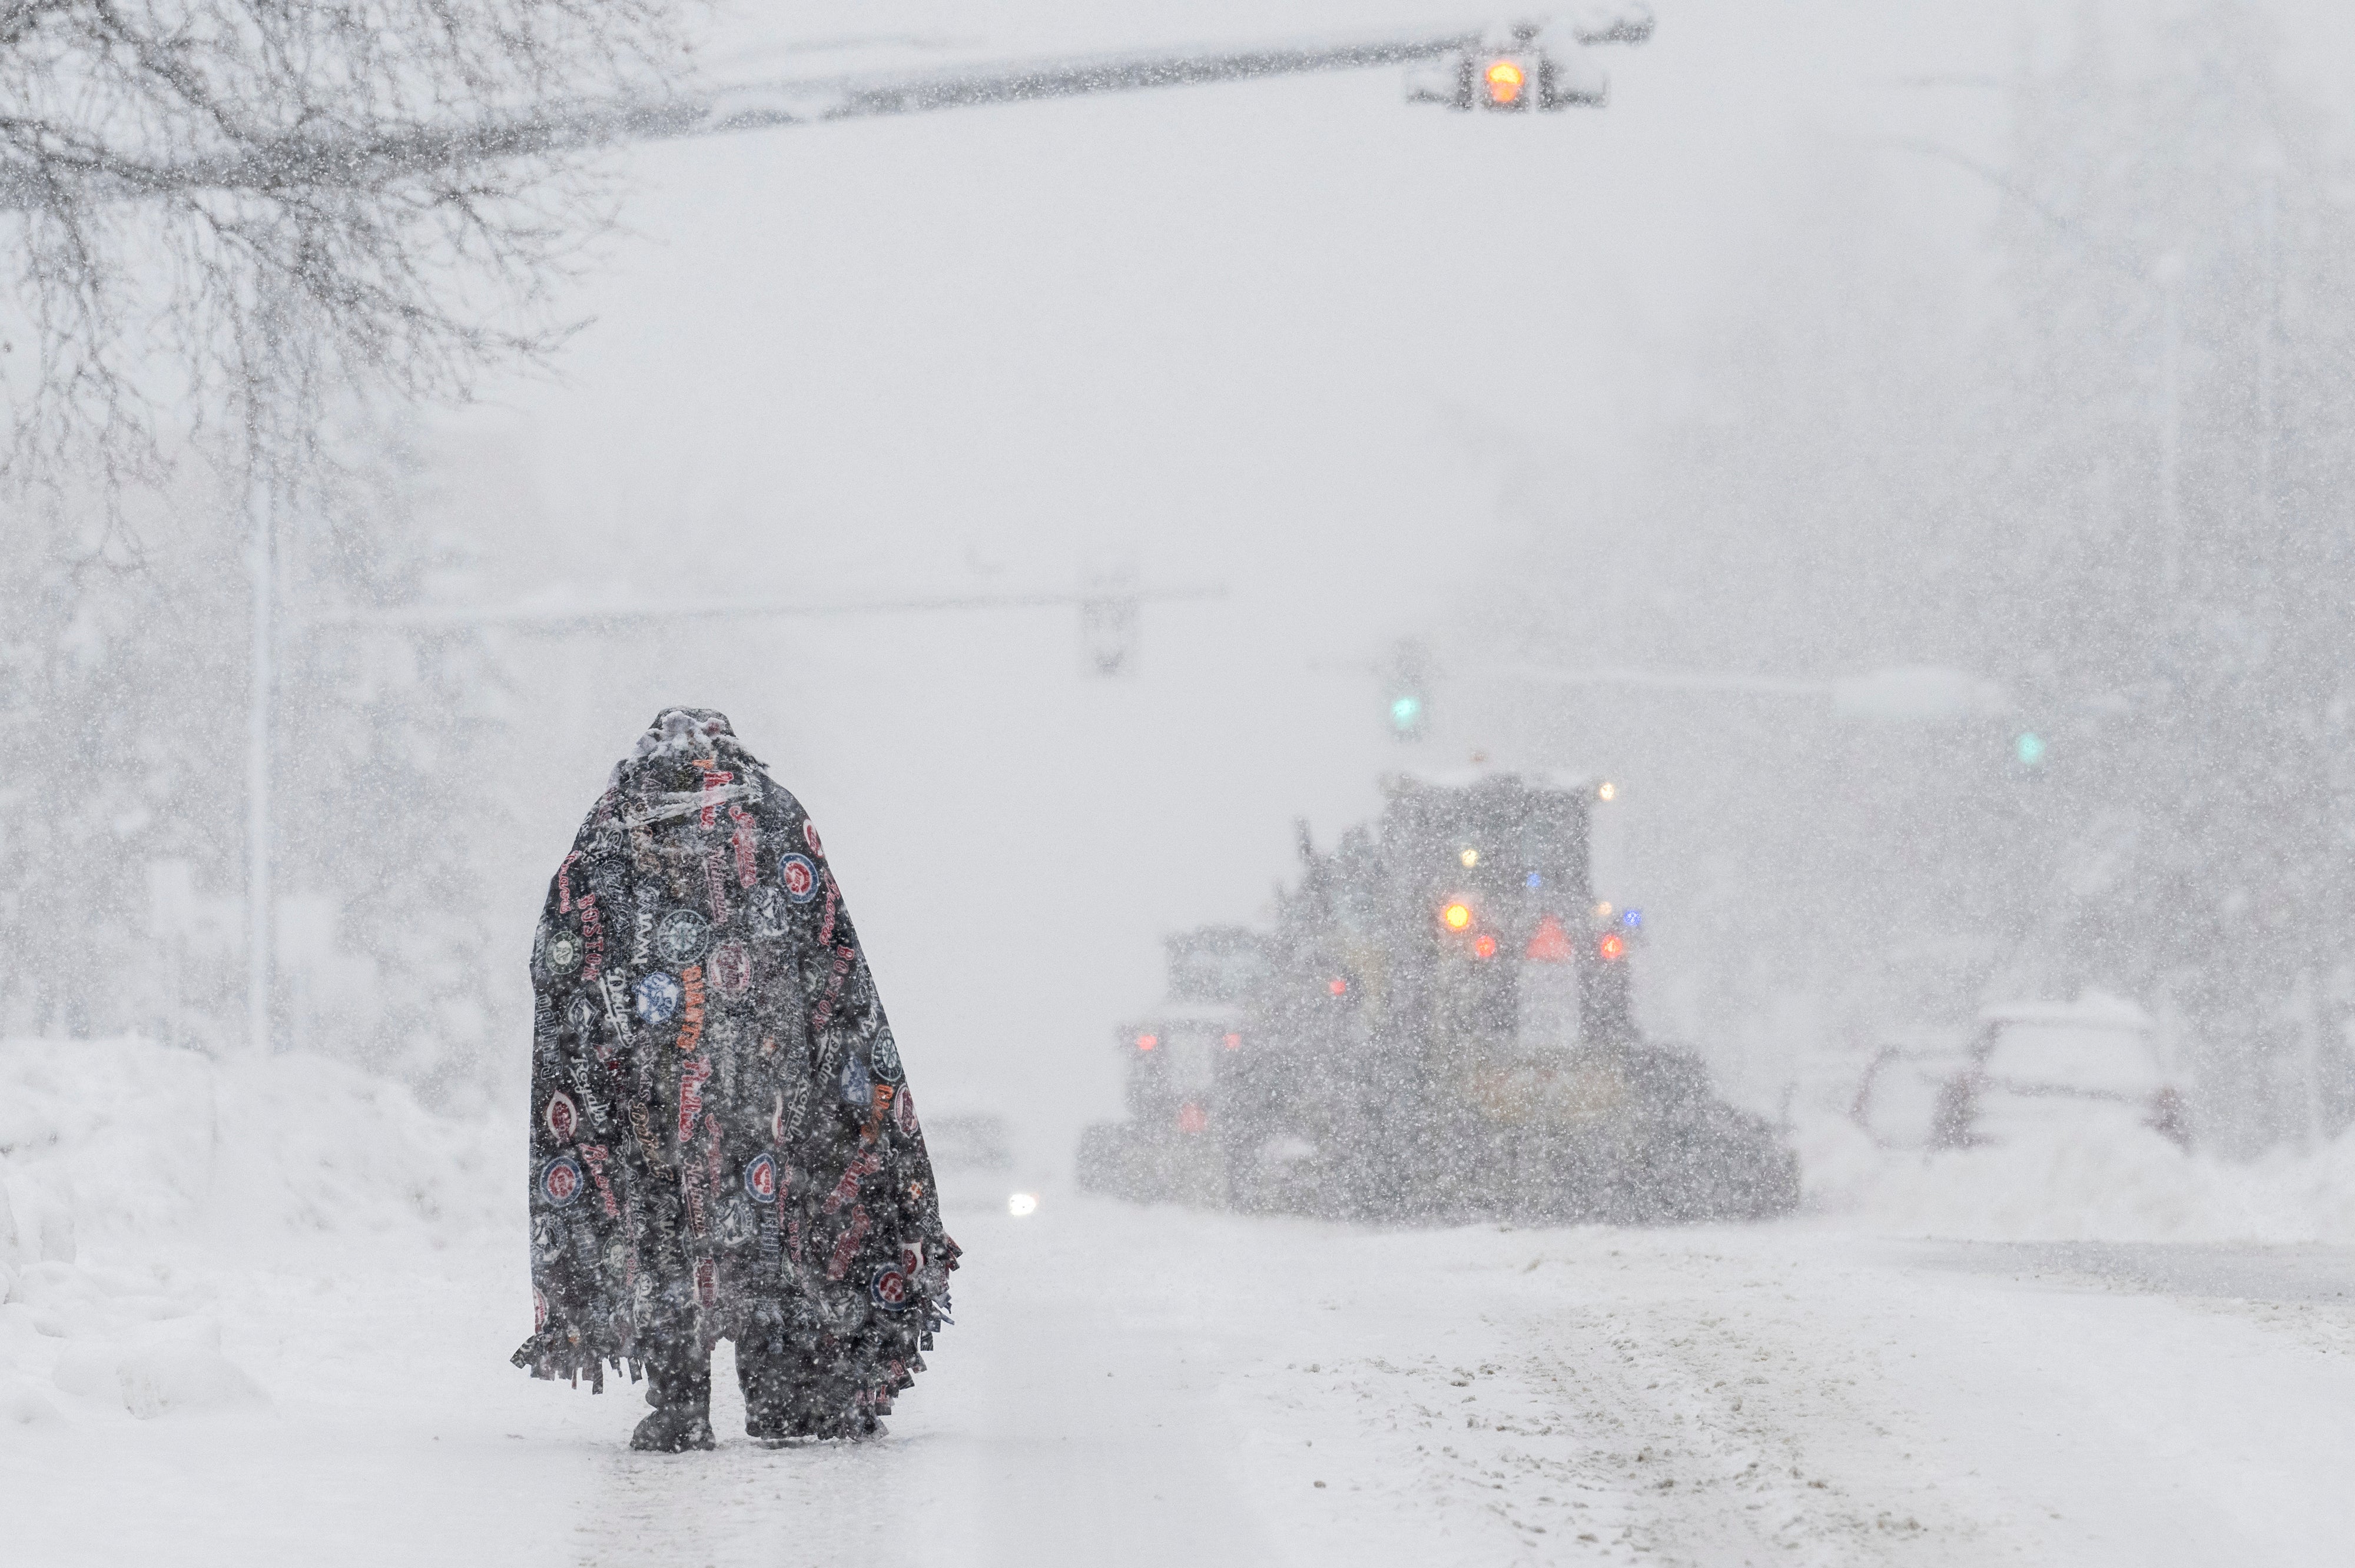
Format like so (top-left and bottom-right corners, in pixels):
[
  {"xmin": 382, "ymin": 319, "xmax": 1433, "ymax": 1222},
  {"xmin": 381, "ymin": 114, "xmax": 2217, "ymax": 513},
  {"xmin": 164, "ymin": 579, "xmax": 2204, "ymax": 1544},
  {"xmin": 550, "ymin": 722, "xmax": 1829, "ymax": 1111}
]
[
  {"xmin": 1597, "ymin": 931, "xmax": 1627, "ymax": 962},
  {"xmin": 1078, "ymin": 588, "xmax": 1137, "ymax": 677},
  {"xmin": 1483, "ymin": 57, "xmax": 1528, "ymax": 107},
  {"xmin": 1402, "ymin": 13, "xmax": 1648, "ymax": 112},
  {"xmin": 1382, "ymin": 639, "xmax": 1432, "ymax": 742},
  {"xmin": 2015, "ymin": 731, "xmax": 2047, "ymax": 769}
]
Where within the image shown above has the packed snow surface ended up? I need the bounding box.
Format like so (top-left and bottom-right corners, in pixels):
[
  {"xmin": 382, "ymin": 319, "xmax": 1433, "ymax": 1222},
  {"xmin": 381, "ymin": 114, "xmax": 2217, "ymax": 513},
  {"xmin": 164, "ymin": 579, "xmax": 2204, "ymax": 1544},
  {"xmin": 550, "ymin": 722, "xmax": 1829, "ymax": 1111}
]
[{"xmin": 5, "ymin": 1038, "xmax": 2354, "ymax": 1564}]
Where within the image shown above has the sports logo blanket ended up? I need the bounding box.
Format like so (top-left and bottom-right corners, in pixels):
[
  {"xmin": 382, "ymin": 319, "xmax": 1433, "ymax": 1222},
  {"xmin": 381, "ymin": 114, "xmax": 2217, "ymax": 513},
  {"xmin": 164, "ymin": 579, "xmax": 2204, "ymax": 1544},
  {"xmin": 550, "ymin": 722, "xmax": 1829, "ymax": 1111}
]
[{"xmin": 512, "ymin": 709, "xmax": 957, "ymax": 1419}]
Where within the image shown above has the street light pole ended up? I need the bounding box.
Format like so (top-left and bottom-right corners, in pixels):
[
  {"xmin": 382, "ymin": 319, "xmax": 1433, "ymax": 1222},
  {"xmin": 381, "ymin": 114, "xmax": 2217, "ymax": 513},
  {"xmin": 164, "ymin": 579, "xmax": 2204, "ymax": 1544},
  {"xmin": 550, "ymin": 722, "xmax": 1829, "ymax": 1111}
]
[
  {"xmin": 2254, "ymin": 145, "xmax": 2281, "ymax": 527},
  {"xmin": 2154, "ymin": 253, "xmax": 2185, "ymax": 598},
  {"xmin": 245, "ymin": 473, "xmax": 276, "ymax": 1057}
]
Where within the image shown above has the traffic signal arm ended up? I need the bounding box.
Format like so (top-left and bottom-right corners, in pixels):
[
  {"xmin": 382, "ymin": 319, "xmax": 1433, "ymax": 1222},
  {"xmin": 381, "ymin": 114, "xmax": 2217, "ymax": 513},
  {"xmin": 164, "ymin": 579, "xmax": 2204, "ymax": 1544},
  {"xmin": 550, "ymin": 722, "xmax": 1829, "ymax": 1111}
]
[
  {"xmin": 703, "ymin": 37, "xmax": 1499, "ymax": 132},
  {"xmin": 0, "ymin": 8, "xmax": 1653, "ymax": 209},
  {"xmin": 597, "ymin": 8, "xmax": 1653, "ymax": 142}
]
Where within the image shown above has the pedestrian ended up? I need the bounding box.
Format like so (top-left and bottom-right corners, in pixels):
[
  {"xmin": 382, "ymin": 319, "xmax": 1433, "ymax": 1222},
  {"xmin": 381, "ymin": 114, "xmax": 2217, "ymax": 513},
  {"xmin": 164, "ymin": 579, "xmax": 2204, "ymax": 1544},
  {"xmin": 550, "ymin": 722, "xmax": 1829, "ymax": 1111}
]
[{"xmin": 512, "ymin": 707, "xmax": 958, "ymax": 1450}]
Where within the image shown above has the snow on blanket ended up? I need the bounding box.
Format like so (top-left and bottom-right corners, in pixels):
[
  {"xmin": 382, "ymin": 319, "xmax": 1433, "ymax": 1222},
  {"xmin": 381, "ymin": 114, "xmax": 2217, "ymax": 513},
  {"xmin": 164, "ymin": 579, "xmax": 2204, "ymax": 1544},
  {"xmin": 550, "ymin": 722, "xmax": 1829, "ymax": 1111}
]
[{"xmin": 0, "ymin": 1036, "xmax": 508, "ymax": 1428}]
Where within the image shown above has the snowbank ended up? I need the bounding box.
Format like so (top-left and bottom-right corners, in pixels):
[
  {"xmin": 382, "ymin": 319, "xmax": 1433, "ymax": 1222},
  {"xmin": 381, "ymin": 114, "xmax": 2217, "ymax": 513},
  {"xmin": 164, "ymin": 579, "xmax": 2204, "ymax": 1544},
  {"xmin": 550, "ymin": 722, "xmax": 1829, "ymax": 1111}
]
[
  {"xmin": 0, "ymin": 1035, "xmax": 510, "ymax": 1260},
  {"xmin": 1799, "ymin": 1111, "xmax": 2355, "ymax": 1243},
  {"xmin": 0, "ymin": 1037, "xmax": 509, "ymax": 1424}
]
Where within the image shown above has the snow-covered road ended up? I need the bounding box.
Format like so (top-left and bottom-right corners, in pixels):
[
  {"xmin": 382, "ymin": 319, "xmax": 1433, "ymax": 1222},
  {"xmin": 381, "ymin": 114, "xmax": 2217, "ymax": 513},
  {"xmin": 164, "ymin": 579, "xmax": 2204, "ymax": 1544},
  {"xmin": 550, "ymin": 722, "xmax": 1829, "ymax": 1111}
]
[{"xmin": 11, "ymin": 1180, "xmax": 2355, "ymax": 1566}]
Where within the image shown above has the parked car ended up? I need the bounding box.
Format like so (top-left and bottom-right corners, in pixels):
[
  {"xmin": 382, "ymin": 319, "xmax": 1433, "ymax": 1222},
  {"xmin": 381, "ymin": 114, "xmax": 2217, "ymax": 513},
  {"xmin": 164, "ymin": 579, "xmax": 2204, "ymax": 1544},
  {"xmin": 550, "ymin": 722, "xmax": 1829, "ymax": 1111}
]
[
  {"xmin": 1848, "ymin": 1029, "xmax": 1977, "ymax": 1150},
  {"xmin": 1853, "ymin": 993, "xmax": 2189, "ymax": 1151}
]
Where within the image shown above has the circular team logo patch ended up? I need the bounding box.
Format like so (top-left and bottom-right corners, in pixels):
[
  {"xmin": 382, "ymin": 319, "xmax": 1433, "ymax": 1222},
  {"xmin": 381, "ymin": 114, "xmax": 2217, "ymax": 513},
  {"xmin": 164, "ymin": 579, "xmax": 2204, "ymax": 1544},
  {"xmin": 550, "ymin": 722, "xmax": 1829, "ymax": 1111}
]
[
  {"xmin": 543, "ymin": 928, "xmax": 584, "ymax": 975},
  {"xmin": 893, "ymin": 1085, "xmax": 919, "ymax": 1140},
  {"xmin": 778, "ymin": 853, "xmax": 818, "ymax": 904},
  {"xmin": 744, "ymin": 1153, "xmax": 779, "ymax": 1205},
  {"xmin": 869, "ymin": 1028, "xmax": 904, "ymax": 1085},
  {"xmin": 633, "ymin": 971, "xmax": 684, "ymax": 1025},
  {"xmin": 545, "ymin": 1092, "xmax": 580, "ymax": 1142},
  {"xmin": 539, "ymin": 1154, "xmax": 585, "ymax": 1207},
  {"xmin": 749, "ymin": 885, "xmax": 790, "ymax": 935},
  {"xmin": 870, "ymin": 1265, "xmax": 912, "ymax": 1314},
  {"xmin": 714, "ymin": 940, "xmax": 752, "ymax": 996},
  {"xmin": 654, "ymin": 908, "xmax": 713, "ymax": 966}
]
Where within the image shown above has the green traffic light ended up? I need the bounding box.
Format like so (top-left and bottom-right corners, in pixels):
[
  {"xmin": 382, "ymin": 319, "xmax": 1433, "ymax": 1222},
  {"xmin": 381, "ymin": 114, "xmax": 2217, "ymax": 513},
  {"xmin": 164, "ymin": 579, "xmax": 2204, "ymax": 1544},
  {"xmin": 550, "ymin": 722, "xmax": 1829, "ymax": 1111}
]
[
  {"xmin": 1390, "ymin": 694, "xmax": 1423, "ymax": 730},
  {"xmin": 2015, "ymin": 732, "xmax": 2046, "ymax": 767}
]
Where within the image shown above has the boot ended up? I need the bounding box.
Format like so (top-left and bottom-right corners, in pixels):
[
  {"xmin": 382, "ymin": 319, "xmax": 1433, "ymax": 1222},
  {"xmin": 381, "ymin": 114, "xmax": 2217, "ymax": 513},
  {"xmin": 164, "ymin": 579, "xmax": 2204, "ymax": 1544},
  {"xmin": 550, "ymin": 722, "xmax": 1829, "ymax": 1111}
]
[
  {"xmin": 831, "ymin": 1408, "xmax": 888, "ymax": 1443},
  {"xmin": 631, "ymin": 1344, "xmax": 715, "ymax": 1453},
  {"xmin": 801, "ymin": 1389, "xmax": 886, "ymax": 1443},
  {"xmin": 631, "ymin": 1403, "xmax": 717, "ymax": 1453},
  {"xmin": 746, "ymin": 1407, "xmax": 828, "ymax": 1446},
  {"xmin": 737, "ymin": 1331, "xmax": 822, "ymax": 1444}
]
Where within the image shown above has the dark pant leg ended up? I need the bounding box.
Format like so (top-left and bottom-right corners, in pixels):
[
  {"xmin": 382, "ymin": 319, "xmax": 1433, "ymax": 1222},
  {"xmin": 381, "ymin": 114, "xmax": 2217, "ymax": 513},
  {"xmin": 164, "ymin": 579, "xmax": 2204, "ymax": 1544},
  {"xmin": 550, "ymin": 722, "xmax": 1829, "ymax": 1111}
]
[{"xmin": 645, "ymin": 1333, "xmax": 712, "ymax": 1416}]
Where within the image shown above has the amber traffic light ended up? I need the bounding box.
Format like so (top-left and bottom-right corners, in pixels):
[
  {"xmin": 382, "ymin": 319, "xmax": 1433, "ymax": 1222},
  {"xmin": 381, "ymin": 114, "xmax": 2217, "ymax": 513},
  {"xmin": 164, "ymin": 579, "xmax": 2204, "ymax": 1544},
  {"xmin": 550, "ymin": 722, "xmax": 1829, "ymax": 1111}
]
[{"xmin": 1485, "ymin": 58, "xmax": 1526, "ymax": 105}]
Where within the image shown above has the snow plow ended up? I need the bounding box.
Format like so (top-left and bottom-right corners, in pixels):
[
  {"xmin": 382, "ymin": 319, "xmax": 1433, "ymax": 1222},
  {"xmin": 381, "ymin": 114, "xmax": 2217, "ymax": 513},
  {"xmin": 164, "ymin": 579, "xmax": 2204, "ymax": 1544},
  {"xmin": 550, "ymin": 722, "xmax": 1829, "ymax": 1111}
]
[{"xmin": 1077, "ymin": 768, "xmax": 1799, "ymax": 1224}]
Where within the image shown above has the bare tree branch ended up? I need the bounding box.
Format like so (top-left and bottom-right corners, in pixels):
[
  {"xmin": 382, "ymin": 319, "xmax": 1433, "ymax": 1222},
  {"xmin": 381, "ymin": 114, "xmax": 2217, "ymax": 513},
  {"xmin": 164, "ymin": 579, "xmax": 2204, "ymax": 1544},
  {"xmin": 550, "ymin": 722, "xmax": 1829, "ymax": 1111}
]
[{"xmin": 0, "ymin": 0, "xmax": 688, "ymax": 523}]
